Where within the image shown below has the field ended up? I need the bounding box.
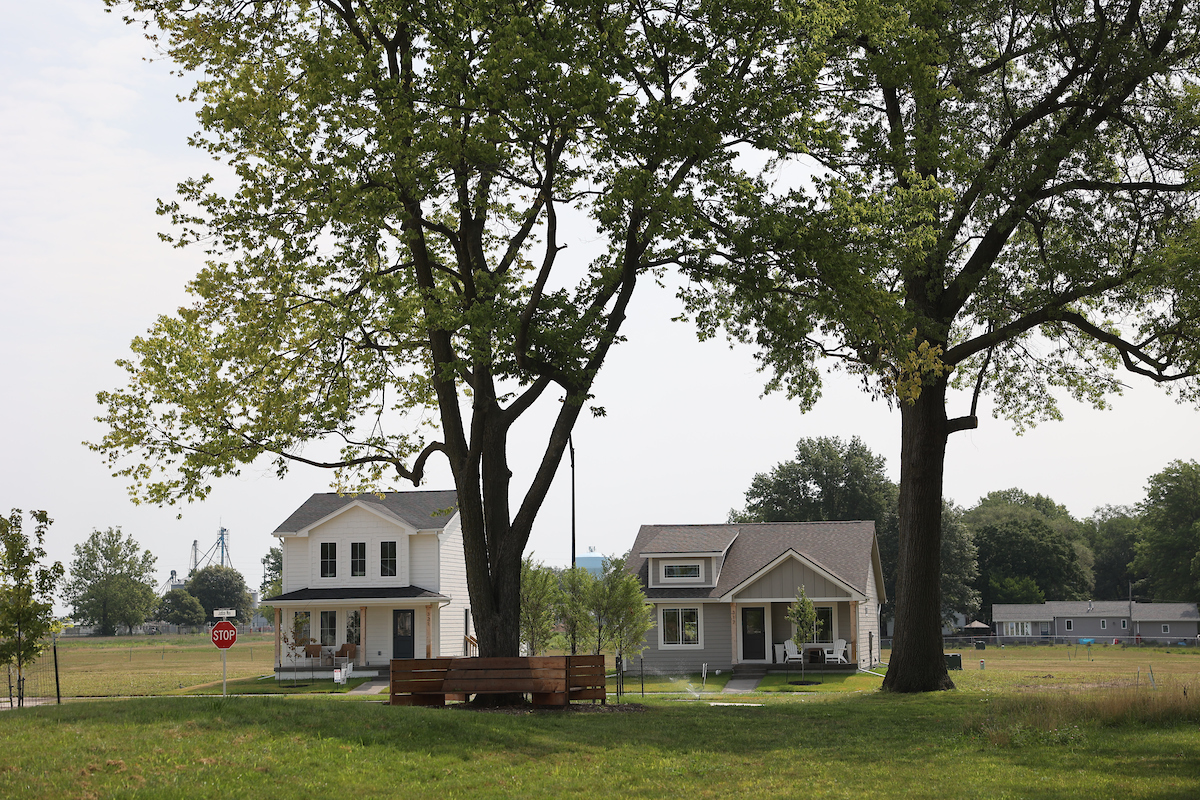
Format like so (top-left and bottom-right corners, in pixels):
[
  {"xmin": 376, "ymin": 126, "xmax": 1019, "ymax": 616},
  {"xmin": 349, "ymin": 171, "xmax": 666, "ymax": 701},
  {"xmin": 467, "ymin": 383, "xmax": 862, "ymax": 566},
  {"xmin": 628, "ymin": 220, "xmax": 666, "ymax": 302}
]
[{"xmin": 2, "ymin": 639, "xmax": 1200, "ymax": 798}]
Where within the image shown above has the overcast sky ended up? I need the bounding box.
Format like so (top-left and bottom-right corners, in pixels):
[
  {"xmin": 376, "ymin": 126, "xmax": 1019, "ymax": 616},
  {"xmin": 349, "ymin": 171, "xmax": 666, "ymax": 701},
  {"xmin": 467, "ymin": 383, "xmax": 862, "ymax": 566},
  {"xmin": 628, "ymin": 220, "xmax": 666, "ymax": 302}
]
[{"xmin": 4, "ymin": 2, "xmax": 1199, "ymax": 610}]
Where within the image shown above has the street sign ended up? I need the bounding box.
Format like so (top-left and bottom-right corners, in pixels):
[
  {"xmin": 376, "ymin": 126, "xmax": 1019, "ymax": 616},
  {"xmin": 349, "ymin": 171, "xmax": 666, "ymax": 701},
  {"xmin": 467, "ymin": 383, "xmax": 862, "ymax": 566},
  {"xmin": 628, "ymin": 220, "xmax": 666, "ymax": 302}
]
[
  {"xmin": 214, "ymin": 608, "xmax": 236, "ymax": 618},
  {"xmin": 211, "ymin": 620, "xmax": 237, "ymax": 697},
  {"xmin": 211, "ymin": 620, "xmax": 237, "ymax": 649}
]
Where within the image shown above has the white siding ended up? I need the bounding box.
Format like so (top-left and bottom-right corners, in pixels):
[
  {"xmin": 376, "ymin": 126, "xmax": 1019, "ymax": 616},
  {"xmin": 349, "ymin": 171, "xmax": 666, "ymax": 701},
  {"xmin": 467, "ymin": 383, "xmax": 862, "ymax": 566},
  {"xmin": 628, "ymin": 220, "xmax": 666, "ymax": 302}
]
[
  {"xmin": 409, "ymin": 534, "xmax": 440, "ymax": 591},
  {"xmin": 306, "ymin": 505, "xmax": 412, "ymax": 587},
  {"xmin": 858, "ymin": 560, "xmax": 881, "ymax": 667},
  {"xmin": 436, "ymin": 514, "xmax": 471, "ymax": 656},
  {"xmin": 282, "ymin": 537, "xmax": 308, "ymax": 593}
]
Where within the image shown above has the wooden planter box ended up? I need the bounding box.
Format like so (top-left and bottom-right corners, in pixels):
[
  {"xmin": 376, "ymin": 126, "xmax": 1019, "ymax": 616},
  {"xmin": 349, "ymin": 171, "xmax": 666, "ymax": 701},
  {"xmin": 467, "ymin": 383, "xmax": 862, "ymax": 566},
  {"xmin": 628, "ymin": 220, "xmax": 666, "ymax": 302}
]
[{"xmin": 390, "ymin": 655, "xmax": 606, "ymax": 707}]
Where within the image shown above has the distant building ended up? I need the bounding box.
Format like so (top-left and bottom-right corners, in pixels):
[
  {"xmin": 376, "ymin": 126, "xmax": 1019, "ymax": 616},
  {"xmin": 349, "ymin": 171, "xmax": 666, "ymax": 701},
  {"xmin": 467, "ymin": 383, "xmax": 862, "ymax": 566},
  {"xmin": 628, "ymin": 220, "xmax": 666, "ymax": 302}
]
[
  {"xmin": 575, "ymin": 550, "xmax": 605, "ymax": 577},
  {"xmin": 993, "ymin": 600, "xmax": 1200, "ymax": 643}
]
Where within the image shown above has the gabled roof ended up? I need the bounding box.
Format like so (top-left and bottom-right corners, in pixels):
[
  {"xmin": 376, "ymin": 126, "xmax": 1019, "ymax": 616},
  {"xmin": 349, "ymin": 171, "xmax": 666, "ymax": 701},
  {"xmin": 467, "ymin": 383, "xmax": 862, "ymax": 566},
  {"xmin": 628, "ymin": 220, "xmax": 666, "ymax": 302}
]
[
  {"xmin": 628, "ymin": 521, "xmax": 882, "ymax": 601},
  {"xmin": 992, "ymin": 600, "xmax": 1200, "ymax": 622},
  {"xmin": 274, "ymin": 490, "xmax": 459, "ymax": 535}
]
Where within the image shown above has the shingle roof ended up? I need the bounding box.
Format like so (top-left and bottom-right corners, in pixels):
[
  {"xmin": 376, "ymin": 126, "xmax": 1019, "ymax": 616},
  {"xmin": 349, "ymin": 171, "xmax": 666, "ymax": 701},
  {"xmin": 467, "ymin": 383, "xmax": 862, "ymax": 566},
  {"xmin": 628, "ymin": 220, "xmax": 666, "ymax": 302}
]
[
  {"xmin": 274, "ymin": 490, "xmax": 459, "ymax": 534},
  {"xmin": 627, "ymin": 521, "xmax": 880, "ymax": 600},
  {"xmin": 992, "ymin": 601, "xmax": 1200, "ymax": 621},
  {"xmin": 265, "ymin": 586, "xmax": 447, "ymax": 602}
]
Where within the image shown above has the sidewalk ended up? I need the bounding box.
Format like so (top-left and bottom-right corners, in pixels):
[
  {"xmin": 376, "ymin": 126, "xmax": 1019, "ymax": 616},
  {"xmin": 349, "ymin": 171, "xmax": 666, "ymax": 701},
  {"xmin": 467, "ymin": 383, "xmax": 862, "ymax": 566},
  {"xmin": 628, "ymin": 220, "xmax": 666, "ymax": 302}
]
[{"xmin": 348, "ymin": 679, "xmax": 389, "ymax": 695}]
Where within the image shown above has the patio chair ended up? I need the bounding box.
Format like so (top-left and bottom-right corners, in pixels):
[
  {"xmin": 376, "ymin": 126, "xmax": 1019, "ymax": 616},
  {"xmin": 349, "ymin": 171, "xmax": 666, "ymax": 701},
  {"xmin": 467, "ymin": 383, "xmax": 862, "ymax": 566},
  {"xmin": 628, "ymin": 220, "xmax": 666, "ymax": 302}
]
[
  {"xmin": 824, "ymin": 638, "xmax": 849, "ymax": 664},
  {"xmin": 334, "ymin": 642, "xmax": 356, "ymax": 665},
  {"xmin": 782, "ymin": 640, "xmax": 804, "ymax": 664},
  {"xmin": 304, "ymin": 643, "xmax": 327, "ymax": 665}
]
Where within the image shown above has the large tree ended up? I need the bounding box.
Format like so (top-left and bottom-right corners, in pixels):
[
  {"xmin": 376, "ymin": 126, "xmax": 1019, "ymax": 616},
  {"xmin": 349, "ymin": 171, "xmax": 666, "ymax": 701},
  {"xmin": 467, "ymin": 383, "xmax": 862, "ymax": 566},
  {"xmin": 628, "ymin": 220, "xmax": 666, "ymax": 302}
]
[
  {"xmin": 93, "ymin": 0, "xmax": 823, "ymax": 660},
  {"xmin": 687, "ymin": 0, "xmax": 1200, "ymax": 690},
  {"xmin": 733, "ymin": 436, "xmax": 979, "ymax": 629},
  {"xmin": 62, "ymin": 527, "xmax": 158, "ymax": 636},
  {"xmin": 1086, "ymin": 505, "xmax": 1143, "ymax": 601},
  {"xmin": 1134, "ymin": 460, "xmax": 1200, "ymax": 602},
  {"xmin": 965, "ymin": 490, "xmax": 1091, "ymax": 621},
  {"xmin": 0, "ymin": 510, "xmax": 64, "ymax": 703},
  {"xmin": 186, "ymin": 565, "xmax": 253, "ymax": 623}
]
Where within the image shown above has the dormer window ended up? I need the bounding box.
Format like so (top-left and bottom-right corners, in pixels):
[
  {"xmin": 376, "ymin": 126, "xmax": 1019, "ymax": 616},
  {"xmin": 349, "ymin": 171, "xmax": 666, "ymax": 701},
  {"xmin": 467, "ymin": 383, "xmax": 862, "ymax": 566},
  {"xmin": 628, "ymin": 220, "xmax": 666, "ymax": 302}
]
[{"xmin": 660, "ymin": 559, "xmax": 703, "ymax": 582}]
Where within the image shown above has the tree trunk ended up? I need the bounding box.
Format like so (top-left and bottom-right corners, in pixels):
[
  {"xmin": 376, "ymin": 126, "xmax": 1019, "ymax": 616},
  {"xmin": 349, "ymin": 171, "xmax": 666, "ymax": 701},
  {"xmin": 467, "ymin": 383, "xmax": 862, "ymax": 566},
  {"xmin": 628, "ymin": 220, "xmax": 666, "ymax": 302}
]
[{"xmin": 882, "ymin": 379, "xmax": 954, "ymax": 692}]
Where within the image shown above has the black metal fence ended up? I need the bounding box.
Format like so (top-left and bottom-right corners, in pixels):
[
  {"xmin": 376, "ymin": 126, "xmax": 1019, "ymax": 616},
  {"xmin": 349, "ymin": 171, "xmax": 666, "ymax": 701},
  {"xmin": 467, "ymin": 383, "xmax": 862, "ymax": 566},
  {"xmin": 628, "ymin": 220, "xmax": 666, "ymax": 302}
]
[{"xmin": 5, "ymin": 642, "xmax": 60, "ymax": 709}]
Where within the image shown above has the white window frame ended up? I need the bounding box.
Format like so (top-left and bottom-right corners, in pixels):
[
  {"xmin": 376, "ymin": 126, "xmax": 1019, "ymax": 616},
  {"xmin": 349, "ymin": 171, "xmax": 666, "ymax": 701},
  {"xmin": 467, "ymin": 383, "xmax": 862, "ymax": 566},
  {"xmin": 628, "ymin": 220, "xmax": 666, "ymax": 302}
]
[
  {"xmin": 660, "ymin": 560, "xmax": 703, "ymax": 582},
  {"xmin": 320, "ymin": 542, "xmax": 336, "ymax": 578},
  {"xmin": 1101, "ymin": 619, "xmax": 1107, "ymax": 630},
  {"xmin": 1121, "ymin": 619, "xmax": 1128, "ymax": 629},
  {"xmin": 1004, "ymin": 621, "xmax": 1031, "ymax": 637},
  {"xmin": 319, "ymin": 610, "xmax": 337, "ymax": 646},
  {"xmin": 381, "ymin": 541, "xmax": 397, "ymax": 577},
  {"xmin": 351, "ymin": 542, "xmax": 366, "ymax": 577},
  {"xmin": 1065, "ymin": 619, "xmax": 1073, "ymax": 632},
  {"xmin": 658, "ymin": 606, "xmax": 704, "ymax": 649},
  {"xmin": 1163, "ymin": 624, "xmax": 1170, "ymax": 634}
]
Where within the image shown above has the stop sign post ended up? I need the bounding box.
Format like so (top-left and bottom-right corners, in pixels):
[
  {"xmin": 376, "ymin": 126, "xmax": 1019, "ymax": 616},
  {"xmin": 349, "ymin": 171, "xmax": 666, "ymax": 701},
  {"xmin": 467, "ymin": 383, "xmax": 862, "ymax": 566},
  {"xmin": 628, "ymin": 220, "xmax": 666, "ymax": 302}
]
[{"xmin": 211, "ymin": 620, "xmax": 237, "ymax": 696}]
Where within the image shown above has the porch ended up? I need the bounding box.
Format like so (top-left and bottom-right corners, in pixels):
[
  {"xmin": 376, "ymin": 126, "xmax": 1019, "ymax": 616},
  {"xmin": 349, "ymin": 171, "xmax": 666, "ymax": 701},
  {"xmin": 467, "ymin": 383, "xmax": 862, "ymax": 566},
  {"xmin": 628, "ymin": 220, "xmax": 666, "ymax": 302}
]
[{"xmin": 731, "ymin": 599, "xmax": 860, "ymax": 668}]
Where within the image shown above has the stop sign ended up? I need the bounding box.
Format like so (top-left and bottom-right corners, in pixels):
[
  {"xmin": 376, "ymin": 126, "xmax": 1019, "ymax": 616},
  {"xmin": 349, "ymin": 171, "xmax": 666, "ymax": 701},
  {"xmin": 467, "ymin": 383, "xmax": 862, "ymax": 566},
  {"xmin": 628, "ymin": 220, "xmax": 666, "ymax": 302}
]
[{"xmin": 211, "ymin": 620, "xmax": 237, "ymax": 649}]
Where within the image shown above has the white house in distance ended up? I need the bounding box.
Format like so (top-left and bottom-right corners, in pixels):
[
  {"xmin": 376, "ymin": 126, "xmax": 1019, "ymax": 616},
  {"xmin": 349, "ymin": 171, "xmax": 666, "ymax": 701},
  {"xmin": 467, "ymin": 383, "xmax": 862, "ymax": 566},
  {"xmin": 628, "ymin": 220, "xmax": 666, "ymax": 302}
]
[{"xmin": 266, "ymin": 491, "xmax": 473, "ymax": 677}]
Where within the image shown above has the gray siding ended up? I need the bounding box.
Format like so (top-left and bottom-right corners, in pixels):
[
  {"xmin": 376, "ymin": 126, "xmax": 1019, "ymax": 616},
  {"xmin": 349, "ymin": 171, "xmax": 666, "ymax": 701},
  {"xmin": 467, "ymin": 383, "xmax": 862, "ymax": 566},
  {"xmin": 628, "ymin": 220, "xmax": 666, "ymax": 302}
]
[
  {"xmin": 637, "ymin": 603, "xmax": 732, "ymax": 674},
  {"xmin": 648, "ymin": 556, "xmax": 713, "ymax": 588},
  {"xmin": 737, "ymin": 558, "xmax": 851, "ymax": 600}
]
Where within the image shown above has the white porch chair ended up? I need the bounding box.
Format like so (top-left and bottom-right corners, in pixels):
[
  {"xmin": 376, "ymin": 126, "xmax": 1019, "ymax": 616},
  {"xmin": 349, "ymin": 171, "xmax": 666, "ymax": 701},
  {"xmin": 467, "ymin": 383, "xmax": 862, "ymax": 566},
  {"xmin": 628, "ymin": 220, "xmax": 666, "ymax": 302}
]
[
  {"xmin": 824, "ymin": 638, "xmax": 849, "ymax": 664},
  {"xmin": 783, "ymin": 640, "xmax": 804, "ymax": 663}
]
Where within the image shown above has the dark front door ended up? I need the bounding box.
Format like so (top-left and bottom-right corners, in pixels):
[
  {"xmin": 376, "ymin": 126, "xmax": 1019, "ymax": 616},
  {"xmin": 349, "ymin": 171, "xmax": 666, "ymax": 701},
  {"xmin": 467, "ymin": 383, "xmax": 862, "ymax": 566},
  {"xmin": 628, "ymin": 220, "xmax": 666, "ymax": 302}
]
[
  {"xmin": 741, "ymin": 606, "xmax": 766, "ymax": 661},
  {"xmin": 393, "ymin": 609, "xmax": 415, "ymax": 659}
]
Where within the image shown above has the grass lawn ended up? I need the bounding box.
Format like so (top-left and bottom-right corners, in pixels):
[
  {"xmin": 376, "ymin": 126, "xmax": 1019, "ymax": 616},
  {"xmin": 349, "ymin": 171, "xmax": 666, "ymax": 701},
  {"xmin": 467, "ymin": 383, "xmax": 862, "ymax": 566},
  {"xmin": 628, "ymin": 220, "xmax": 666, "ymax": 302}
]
[
  {"xmin": 5, "ymin": 638, "xmax": 1199, "ymax": 798},
  {"xmin": 3, "ymin": 688, "xmax": 1199, "ymax": 799}
]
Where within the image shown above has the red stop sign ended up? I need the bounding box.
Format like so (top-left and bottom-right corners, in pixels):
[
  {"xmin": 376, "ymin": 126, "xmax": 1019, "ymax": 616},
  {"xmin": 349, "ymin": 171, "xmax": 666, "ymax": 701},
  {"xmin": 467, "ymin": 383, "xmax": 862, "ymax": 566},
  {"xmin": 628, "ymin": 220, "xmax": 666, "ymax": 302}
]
[{"xmin": 211, "ymin": 620, "xmax": 237, "ymax": 649}]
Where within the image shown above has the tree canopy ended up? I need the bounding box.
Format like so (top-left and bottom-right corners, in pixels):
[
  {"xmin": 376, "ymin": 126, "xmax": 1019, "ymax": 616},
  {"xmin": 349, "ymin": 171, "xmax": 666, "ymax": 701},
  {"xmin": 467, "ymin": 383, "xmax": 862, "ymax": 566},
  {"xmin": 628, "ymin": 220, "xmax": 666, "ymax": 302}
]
[
  {"xmin": 157, "ymin": 588, "xmax": 207, "ymax": 627},
  {"xmin": 1134, "ymin": 460, "xmax": 1200, "ymax": 602},
  {"xmin": 965, "ymin": 491, "xmax": 1090, "ymax": 620},
  {"xmin": 186, "ymin": 565, "xmax": 252, "ymax": 623},
  {"xmin": 94, "ymin": 0, "xmax": 826, "ymax": 660},
  {"xmin": 0, "ymin": 510, "xmax": 64, "ymax": 687},
  {"xmin": 62, "ymin": 527, "xmax": 158, "ymax": 636},
  {"xmin": 687, "ymin": 0, "xmax": 1200, "ymax": 691}
]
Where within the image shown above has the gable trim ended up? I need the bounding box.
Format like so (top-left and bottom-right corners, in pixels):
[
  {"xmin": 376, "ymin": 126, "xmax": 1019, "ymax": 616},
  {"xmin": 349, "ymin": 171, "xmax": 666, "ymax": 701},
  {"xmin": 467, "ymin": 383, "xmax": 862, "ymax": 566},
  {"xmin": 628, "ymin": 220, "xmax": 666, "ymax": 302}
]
[
  {"xmin": 720, "ymin": 548, "xmax": 865, "ymax": 603},
  {"xmin": 293, "ymin": 500, "xmax": 416, "ymax": 538}
]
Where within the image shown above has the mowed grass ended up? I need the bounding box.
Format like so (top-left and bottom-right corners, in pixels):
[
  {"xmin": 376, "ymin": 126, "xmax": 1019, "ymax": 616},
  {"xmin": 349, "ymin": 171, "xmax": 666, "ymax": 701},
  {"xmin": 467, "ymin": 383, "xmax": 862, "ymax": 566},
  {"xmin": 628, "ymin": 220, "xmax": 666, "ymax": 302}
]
[
  {"xmin": 31, "ymin": 634, "xmax": 279, "ymax": 697},
  {"xmin": 2, "ymin": 642, "xmax": 1200, "ymax": 798},
  {"xmin": 3, "ymin": 687, "xmax": 1200, "ymax": 799}
]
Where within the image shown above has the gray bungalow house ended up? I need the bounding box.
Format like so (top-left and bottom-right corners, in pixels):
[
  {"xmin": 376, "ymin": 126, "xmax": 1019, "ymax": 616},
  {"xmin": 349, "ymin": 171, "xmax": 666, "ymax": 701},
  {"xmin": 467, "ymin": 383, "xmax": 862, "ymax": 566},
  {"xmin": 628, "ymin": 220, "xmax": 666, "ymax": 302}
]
[
  {"xmin": 627, "ymin": 521, "xmax": 886, "ymax": 673},
  {"xmin": 993, "ymin": 600, "xmax": 1200, "ymax": 644}
]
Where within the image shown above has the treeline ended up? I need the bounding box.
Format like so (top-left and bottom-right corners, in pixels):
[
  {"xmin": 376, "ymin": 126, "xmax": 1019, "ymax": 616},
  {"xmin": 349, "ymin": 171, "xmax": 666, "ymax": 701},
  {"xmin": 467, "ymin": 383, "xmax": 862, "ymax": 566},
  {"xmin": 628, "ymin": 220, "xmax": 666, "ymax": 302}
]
[{"xmin": 732, "ymin": 437, "xmax": 1200, "ymax": 626}]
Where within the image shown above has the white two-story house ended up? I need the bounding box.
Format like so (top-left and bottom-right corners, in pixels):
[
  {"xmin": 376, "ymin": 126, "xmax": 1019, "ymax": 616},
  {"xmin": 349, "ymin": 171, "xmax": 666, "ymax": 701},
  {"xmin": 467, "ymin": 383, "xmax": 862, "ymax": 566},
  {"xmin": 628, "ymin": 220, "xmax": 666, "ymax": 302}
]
[{"xmin": 266, "ymin": 490, "xmax": 473, "ymax": 677}]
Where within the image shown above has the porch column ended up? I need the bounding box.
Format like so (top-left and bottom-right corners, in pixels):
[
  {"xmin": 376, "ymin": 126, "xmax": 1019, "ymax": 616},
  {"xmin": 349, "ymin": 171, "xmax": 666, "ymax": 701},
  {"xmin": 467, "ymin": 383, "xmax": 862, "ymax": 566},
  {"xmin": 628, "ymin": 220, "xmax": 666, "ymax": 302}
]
[
  {"xmin": 274, "ymin": 608, "xmax": 281, "ymax": 667},
  {"xmin": 849, "ymin": 600, "xmax": 859, "ymax": 665},
  {"xmin": 730, "ymin": 603, "xmax": 738, "ymax": 665},
  {"xmin": 425, "ymin": 604, "xmax": 433, "ymax": 658},
  {"xmin": 359, "ymin": 606, "xmax": 367, "ymax": 667}
]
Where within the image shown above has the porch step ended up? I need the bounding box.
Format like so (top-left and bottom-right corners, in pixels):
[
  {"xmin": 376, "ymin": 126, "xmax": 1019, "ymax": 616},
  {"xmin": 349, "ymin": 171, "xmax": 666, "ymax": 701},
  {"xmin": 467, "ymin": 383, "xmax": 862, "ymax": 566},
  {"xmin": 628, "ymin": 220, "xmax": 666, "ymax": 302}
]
[{"xmin": 731, "ymin": 664, "xmax": 769, "ymax": 678}]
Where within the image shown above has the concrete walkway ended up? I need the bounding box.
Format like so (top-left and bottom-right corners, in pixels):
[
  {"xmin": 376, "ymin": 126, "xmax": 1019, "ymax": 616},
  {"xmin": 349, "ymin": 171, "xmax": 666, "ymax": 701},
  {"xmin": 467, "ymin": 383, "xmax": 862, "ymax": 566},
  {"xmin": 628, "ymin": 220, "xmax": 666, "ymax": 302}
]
[
  {"xmin": 721, "ymin": 674, "xmax": 764, "ymax": 693},
  {"xmin": 347, "ymin": 679, "xmax": 390, "ymax": 695}
]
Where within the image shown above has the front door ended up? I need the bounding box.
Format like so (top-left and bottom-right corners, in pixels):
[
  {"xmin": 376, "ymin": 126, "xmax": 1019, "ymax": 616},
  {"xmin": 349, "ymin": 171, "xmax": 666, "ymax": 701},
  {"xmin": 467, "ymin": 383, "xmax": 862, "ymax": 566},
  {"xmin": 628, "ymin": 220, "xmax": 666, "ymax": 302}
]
[
  {"xmin": 393, "ymin": 609, "xmax": 415, "ymax": 659},
  {"xmin": 741, "ymin": 606, "xmax": 766, "ymax": 661}
]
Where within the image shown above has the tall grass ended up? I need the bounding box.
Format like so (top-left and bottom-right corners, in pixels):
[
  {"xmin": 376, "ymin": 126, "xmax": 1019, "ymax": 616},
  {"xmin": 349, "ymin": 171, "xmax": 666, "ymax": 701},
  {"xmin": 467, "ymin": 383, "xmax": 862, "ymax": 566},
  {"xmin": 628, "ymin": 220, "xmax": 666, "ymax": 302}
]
[{"xmin": 965, "ymin": 682, "xmax": 1200, "ymax": 746}]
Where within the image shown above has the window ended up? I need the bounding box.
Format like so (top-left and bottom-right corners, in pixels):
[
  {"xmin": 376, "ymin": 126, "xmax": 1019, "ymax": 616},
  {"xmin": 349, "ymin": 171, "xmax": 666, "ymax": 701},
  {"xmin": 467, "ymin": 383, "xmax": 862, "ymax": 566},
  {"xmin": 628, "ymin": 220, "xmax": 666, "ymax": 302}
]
[
  {"xmin": 320, "ymin": 542, "xmax": 336, "ymax": 577},
  {"xmin": 1005, "ymin": 621, "xmax": 1031, "ymax": 637},
  {"xmin": 294, "ymin": 611, "xmax": 310, "ymax": 642},
  {"xmin": 663, "ymin": 563, "xmax": 700, "ymax": 579},
  {"xmin": 320, "ymin": 610, "xmax": 337, "ymax": 646},
  {"xmin": 1121, "ymin": 619, "xmax": 1128, "ymax": 629},
  {"xmin": 1163, "ymin": 624, "xmax": 1170, "ymax": 634},
  {"xmin": 346, "ymin": 610, "xmax": 361, "ymax": 645},
  {"xmin": 381, "ymin": 541, "xmax": 397, "ymax": 576},
  {"xmin": 660, "ymin": 607, "xmax": 701, "ymax": 646},
  {"xmin": 1101, "ymin": 619, "xmax": 1107, "ymax": 630},
  {"xmin": 815, "ymin": 606, "xmax": 834, "ymax": 643},
  {"xmin": 351, "ymin": 542, "xmax": 366, "ymax": 576},
  {"xmin": 1065, "ymin": 619, "xmax": 1073, "ymax": 631}
]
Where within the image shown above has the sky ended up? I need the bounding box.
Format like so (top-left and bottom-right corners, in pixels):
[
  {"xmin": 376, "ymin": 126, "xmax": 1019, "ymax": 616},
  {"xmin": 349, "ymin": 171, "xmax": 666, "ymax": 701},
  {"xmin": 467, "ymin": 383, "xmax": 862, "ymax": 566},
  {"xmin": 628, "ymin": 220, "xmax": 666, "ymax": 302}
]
[{"xmin": 3, "ymin": 2, "xmax": 1200, "ymax": 610}]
